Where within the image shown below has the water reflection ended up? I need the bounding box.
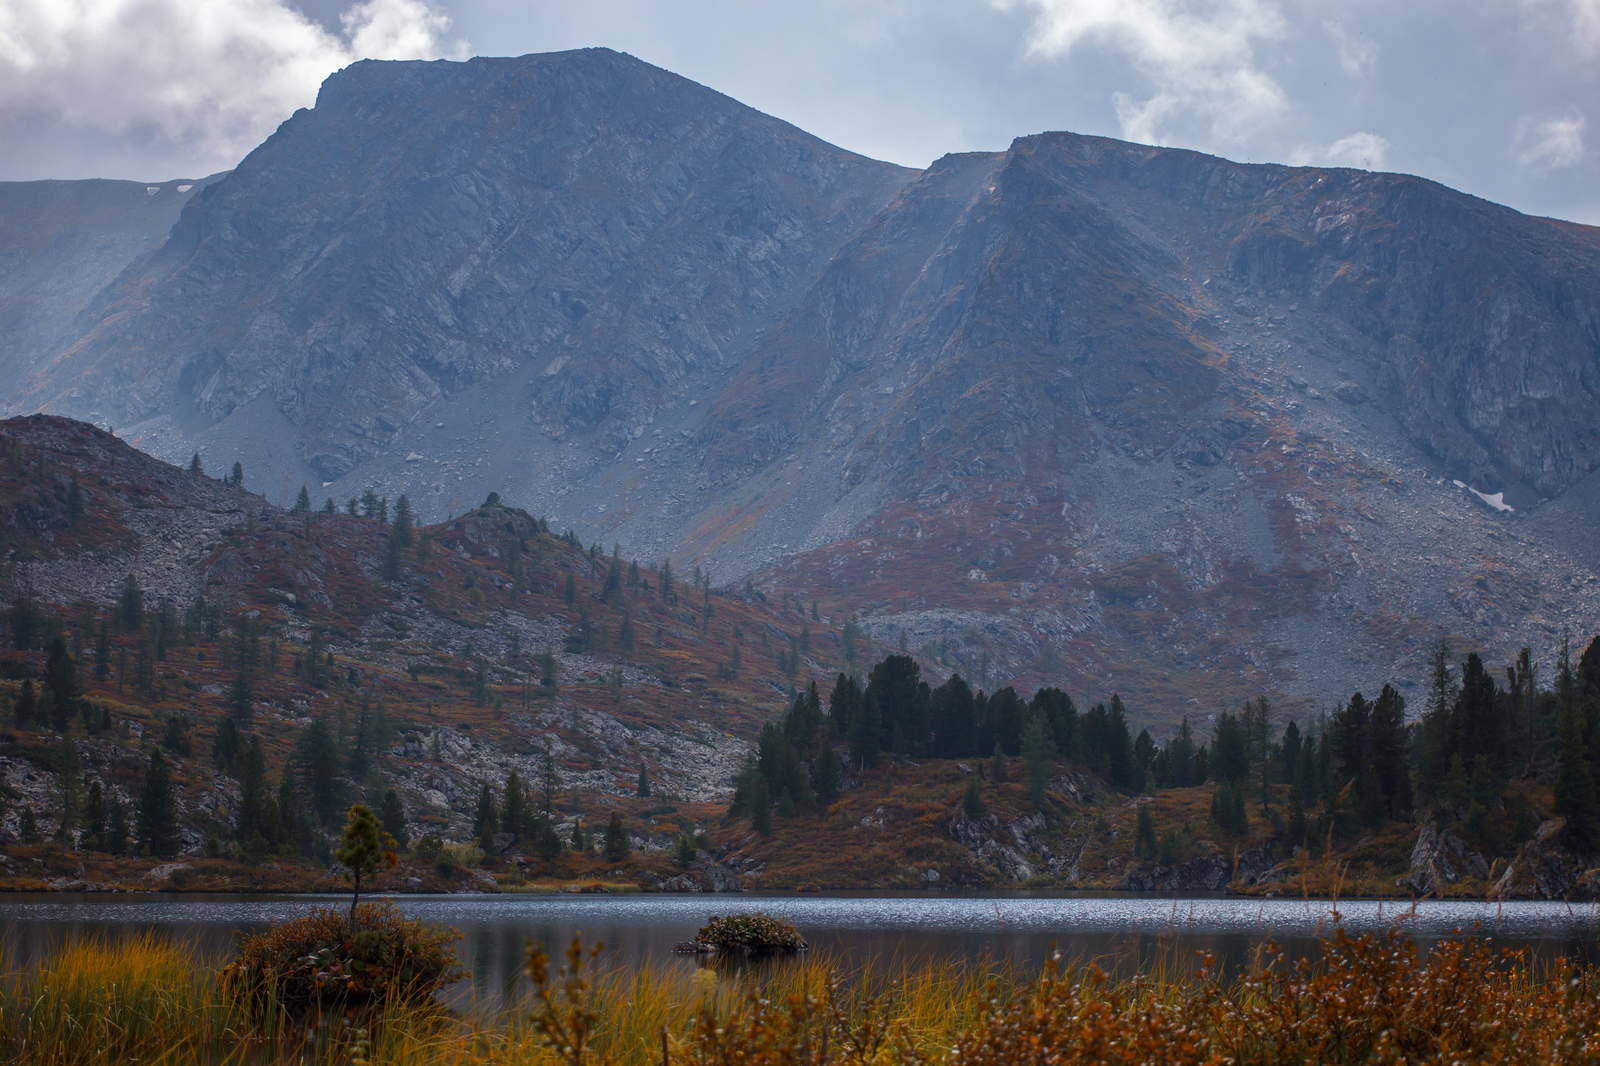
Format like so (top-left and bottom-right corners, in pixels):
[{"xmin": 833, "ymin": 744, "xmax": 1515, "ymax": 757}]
[{"xmin": 2, "ymin": 892, "xmax": 1597, "ymax": 1008}]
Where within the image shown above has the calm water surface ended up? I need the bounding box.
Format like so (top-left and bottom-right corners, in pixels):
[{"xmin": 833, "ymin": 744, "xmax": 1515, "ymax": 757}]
[{"xmin": 3, "ymin": 893, "xmax": 1597, "ymax": 1007}]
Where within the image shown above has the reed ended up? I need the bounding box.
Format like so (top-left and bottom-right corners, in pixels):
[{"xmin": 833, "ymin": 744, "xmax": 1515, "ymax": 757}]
[{"xmin": 4, "ymin": 926, "xmax": 1600, "ymax": 1065}]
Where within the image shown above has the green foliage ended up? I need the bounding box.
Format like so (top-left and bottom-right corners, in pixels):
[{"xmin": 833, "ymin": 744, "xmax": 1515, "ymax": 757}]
[
  {"xmin": 602, "ymin": 810, "xmax": 630, "ymax": 861},
  {"xmin": 962, "ymin": 775, "xmax": 984, "ymax": 817},
  {"xmin": 335, "ymin": 803, "xmax": 399, "ymax": 919},
  {"xmin": 1133, "ymin": 805, "xmax": 1158, "ymax": 859},
  {"xmin": 136, "ymin": 748, "xmax": 181, "ymax": 858},
  {"xmin": 674, "ymin": 832, "xmax": 698, "ymax": 868},
  {"xmin": 1020, "ymin": 711, "xmax": 1055, "ymax": 804}
]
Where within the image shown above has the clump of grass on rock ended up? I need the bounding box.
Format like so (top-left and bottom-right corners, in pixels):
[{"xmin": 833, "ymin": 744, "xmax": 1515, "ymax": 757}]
[
  {"xmin": 227, "ymin": 901, "xmax": 464, "ymax": 1004},
  {"xmin": 690, "ymin": 912, "xmax": 807, "ymax": 954}
]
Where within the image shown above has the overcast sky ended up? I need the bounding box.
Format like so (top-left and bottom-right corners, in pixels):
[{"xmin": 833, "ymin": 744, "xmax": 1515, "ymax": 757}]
[{"xmin": 1, "ymin": 0, "xmax": 1596, "ymax": 223}]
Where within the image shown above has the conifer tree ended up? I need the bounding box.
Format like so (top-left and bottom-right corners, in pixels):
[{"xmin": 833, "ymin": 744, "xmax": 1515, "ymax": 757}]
[
  {"xmin": 82, "ymin": 780, "xmax": 108, "ymax": 852},
  {"xmin": 636, "ymin": 762, "xmax": 651, "ymax": 797},
  {"xmin": 502, "ymin": 769, "xmax": 526, "ymax": 843},
  {"xmin": 812, "ymin": 746, "xmax": 842, "ymax": 806},
  {"xmin": 1134, "ymin": 805, "xmax": 1158, "ymax": 858},
  {"xmin": 1020, "ymin": 712, "xmax": 1055, "ymax": 804},
  {"xmin": 336, "ymin": 804, "xmax": 398, "ymax": 919},
  {"xmin": 962, "ymin": 775, "xmax": 984, "ymax": 818},
  {"xmin": 603, "ymin": 810, "xmax": 631, "ymax": 859},
  {"xmin": 230, "ymin": 461, "xmax": 244, "ymax": 487},
  {"xmin": 473, "ymin": 782, "xmax": 498, "ymax": 852},
  {"xmin": 740, "ymin": 771, "xmax": 768, "ymax": 833},
  {"xmin": 990, "ymin": 741, "xmax": 1009, "ymax": 784},
  {"xmin": 137, "ymin": 748, "xmax": 181, "ymax": 858},
  {"xmin": 1554, "ymin": 701, "xmax": 1599, "ymax": 844},
  {"xmin": 189, "ymin": 453, "xmax": 203, "ymax": 476},
  {"xmin": 378, "ymin": 789, "xmax": 408, "ymax": 851}
]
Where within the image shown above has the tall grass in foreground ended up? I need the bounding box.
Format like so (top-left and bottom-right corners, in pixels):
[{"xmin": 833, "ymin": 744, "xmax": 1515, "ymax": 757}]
[{"xmin": 8, "ymin": 928, "xmax": 1600, "ymax": 1064}]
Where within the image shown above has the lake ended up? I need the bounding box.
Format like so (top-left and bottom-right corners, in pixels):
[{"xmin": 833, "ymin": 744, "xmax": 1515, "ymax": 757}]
[{"xmin": 3, "ymin": 892, "xmax": 1597, "ymax": 1007}]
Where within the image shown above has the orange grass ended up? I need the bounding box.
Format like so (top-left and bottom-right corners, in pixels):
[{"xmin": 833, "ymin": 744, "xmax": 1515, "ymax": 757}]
[{"xmin": 6, "ymin": 926, "xmax": 1600, "ymax": 1064}]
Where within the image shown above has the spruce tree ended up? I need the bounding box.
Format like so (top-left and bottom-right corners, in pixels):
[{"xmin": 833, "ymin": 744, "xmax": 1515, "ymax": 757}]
[
  {"xmin": 749, "ymin": 776, "xmax": 772, "ymax": 835},
  {"xmin": 472, "ymin": 782, "xmax": 498, "ymax": 852},
  {"xmin": 230, "ymin": 461, "xmax": 243, "ymax": 487},
  {"xmin": 635, "ymin": 762, "xmax": 651, "ymax": 797},
  {"xmin": 188, "ymin": 453, "xmax": 203, "ymax": 475},
  {"xmin": 812, "ymin": 746, "xmax": 842, "ymax": 806},
  {"xmin": 502, "ymin": 769, "xmax": 526, "ymax": 843},
  {"xmin": 1134, "ymin": 805, "xmax": 1158, "ymax": 858},
  {"xmin": 378, "ymin": 788, "xmax": 409, "ymax": 851},
  {"xmin": 82, "ymin": 780, "xmax": 108, "ymax": 852},
  {"xmin": 1554, "ymin": 702, "xmax": 1599, "ymax": 845},
  {"xmin": 137, "ymin": 749, "xmax": 181, "ymax": 858},
  {"xmin": 962, "ymin": 775, "xmax": 984, "ymax": 818},
  {"xmin": 603, "ymin": 810, "xmax": 631, "ymax": 860},
  {"xmin": 1020, "ymin": 712, "xmax": 1055, "ymax": 804}
]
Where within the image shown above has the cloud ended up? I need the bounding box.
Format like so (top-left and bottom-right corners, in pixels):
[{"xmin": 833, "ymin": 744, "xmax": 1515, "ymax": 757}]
[
  {"xmin": 992, "ymin": 0, "xmax": 1290, "ymax": 146},
  {"xmin": 1513, "ymin": 110, "xmax": 1586, "ymax": 169},
  {"xmin": 1322, "ymin": 20, "xmax": 1377, "ymax": 78},
  {"xmin": 1521, "ymin": 0, "xmax": 1600, "ymax": 56},
  {"xmin": 1324, "ymin": 131, "xmax": 1390, "ymax": 169},
  {"xmin": 0, "ymin": 0, "xmax": 466, "ymax": 177}
]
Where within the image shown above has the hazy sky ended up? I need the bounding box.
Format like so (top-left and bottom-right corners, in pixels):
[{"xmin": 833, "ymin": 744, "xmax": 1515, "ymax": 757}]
[{"xmin": 1, "ymin": 0, "xmax": 1596, "ymax": 223}]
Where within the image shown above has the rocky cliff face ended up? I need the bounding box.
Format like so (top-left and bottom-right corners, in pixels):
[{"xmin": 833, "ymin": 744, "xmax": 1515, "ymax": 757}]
[
  {"xmin": 0, "ymin": 176, "xmax": 223, "ymax": 394},
  {"xmin": 23, "ymin": 49, "xmax": 914, "ymax": 483},
  {"xmin": 5, "ymin": 51, "xmax": 1600, "ymax": 723}
]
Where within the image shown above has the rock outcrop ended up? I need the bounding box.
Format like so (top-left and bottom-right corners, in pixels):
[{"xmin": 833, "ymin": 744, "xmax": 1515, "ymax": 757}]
[
  {"xmin": 1400, "ymin": 820, "xmax": 1491, "ymax": 895},
  {"xmin": 1492, "ymin": 818, "xmax": 1600, "ymax": 900}
]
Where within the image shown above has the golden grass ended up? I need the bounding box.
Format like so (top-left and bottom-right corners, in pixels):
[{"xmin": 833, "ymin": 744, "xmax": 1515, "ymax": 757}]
[{"xmin": 7, "ymin": 927, "xmax": 1600, "ymax": 1065}]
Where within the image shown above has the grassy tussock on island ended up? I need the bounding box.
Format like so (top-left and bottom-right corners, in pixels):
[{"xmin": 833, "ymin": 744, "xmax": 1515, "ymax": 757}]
[{"xmin": 6, "ymin": 926, "xmax": 1600, "ymax": 1064}]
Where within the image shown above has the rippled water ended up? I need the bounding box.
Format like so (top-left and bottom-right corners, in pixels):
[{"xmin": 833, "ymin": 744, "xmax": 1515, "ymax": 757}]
[{"xmin": 4, "ymin": 892, "xmax": 1597, "ymax": 1007}]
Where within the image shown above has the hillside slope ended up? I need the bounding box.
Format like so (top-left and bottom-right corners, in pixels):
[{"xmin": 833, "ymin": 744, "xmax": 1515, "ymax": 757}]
[{"xmin": 2, "ymin": 52, "xmax": 1598, "ymax": 728}]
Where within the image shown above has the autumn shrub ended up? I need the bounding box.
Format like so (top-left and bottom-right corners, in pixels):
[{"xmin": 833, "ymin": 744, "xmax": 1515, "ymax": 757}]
[
  {"xmin": 693, "ymin": 913, "xmax": 807, "ymax": 954},
  {"xmin": 226, "ymin": 901, "xmax": 464, "ymax": 1005}
]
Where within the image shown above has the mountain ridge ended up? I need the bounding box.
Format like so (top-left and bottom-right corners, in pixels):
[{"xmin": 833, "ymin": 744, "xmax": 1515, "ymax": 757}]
[{"xmin": 1, "ymin": 50, "xmax": 1597, "ymax": 724}]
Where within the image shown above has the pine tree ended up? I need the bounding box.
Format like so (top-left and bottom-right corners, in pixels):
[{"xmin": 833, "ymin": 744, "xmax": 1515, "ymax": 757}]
[
  {"xmin": 502, "ymin": 769, "xmax": 526, "ymax": 843},
  {"xmin": 563, "ymin": 573, "xmax": 576, "ymax": 606},
  {"xmin": 962, "ymin": 775, "xmax": 984, "ymax": 817},
  {"xmin": 472, "ymin": 782, "xmax": 498, "ymax": 852},
  {"xmin": 1020, "ymin": 712, "xmax": 1055, "ymax": 804},
  {"xmin": 378, "ymin": 789, "xmax": 409, "ymax": 851},
  {"xmin": 82, "ymin": 780, "xmax": 108, "ymax": 852},
  {"xmin": 1134, "ymin": 805, "xmax": 1158, "ymax": 858},
  {"xmin": 812, "ymin": 746, "xmax": 842, "ymax": 806},
  {"xmin": 1286, "ymin": 784, "xmax": 1308, "ymax": 850},
  {"xmin": 336, "ymin": 804, "xmax": 398, "ymax": 919},
  {"xmin": 137, "ymin": 748, "xmax": 181, "ymax": 858},
  {"xmin": 1554, "ymin": 701, "xmax": 1599, "ymax": 845},
  {"xmin": 293, "ymin": 717, "xmax": 344, "ymax": 823},
  {"xmin": 392, "ymin": 495, "xmax": 413, "ymax": 549},
  {"xmin": 44, "ymin": 636, "xmax": 80, "ymax": 731},
  {"xmin": 849, "ymin": 693, "xmax": 882, "ymax": 769},
  {"xmin": 749, "ymin": 776, "xmax": 772, "ymax": 835},
  {"xmin": 230, "ymin": 461, "xmax": 244, "ymax": 487},
  {"xmin": 990, "ymin": 741, "xmax": 1009, "ymax": 784},
  {"xmin": 119, "ymin": 574, "xmax": 144, "ymax": 632},
  {"xmin": 636, "ymin": 762, "xmax": 651, "ymax": 797},
  {"xmin": 603, "ymin": 810, "xmax": 631, "ymax": 860},
  {"xmin": 188, "ymin": 453, "xmax": 203, "ymax": 476}
]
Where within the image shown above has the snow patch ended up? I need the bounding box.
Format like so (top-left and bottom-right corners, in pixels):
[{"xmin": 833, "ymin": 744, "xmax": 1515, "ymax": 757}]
[{"xmin": 1452, "ymin": 479, "xmax": 1514, "ymax": 513}]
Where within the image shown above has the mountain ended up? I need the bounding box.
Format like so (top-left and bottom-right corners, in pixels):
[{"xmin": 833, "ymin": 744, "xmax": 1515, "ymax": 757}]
[
  {"xmin": 4, "ymin": 49, "xmax": 1600, "ymax": 726},
  {"xmin": 0, "ymin": 175, "xmax": 225, "ymax": 395}
]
